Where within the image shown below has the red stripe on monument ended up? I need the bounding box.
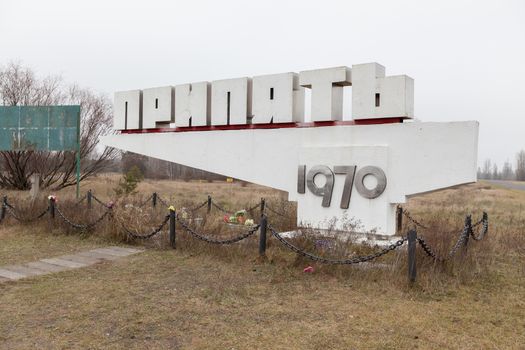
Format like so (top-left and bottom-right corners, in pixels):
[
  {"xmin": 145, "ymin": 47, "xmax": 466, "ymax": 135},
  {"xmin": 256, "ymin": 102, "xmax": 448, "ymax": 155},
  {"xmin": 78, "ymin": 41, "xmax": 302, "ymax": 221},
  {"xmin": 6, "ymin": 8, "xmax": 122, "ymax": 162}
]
[{"xmin": 120, "ymin": 117, "xmax": 405, "ymax": 134}]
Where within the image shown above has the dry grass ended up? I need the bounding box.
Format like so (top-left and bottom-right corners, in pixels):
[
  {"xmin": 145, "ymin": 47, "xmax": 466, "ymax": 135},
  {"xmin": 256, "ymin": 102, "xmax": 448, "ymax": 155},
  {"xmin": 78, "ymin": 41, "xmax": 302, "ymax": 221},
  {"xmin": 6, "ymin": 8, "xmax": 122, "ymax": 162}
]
[{"xmin": 0, "ymin": 178, "xmax": 524, "ymax": 349}]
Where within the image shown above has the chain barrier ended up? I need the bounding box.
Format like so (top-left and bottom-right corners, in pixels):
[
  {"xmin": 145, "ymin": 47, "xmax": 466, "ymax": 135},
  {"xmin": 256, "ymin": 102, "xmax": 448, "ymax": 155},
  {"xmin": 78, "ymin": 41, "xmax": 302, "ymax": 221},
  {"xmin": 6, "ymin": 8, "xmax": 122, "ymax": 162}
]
[
  {"xmin": 4, "ymin": 202, "xmax": 49, "ymax": 223},
  {"xmin": 55, "ymin": 206, "xmax": 111, "ymax": 230},
  {"xmin": 120, "ymin": 214, "xmax": 170, "ymax": 239},
  {"xmin": 189, "ymin": 200, "xmax": 208, "ymax": 212},
  {"xmin": 156, "ymin": 195, "xmax": 169, "ymax": 208},
  {"xmin": 177, "ymin": 215, "xmax": 260, "ymax": 244},
  {"xmin": 135, "ymin": 194, "xmax": 154, "ymax": 208},
  {"xmin": 210, "ymin": 199, "xmax": 260, "ymax": 216},
  {"xmin": 268, "ymin": 224, "xmax": 407, "ymax": 265},
  {"xmin": 246, "ymin": 202, "xmax": 262, "ymax": 213},
  {"xmin": 417, "ymin": 213, "xmax": 489, "ymax": 261},
  {"xmin": 210, "ymin": 200, "xmax": 233, "ymax": 215},
  {"xmin": 416, "ymin": 237, "xmax": 445, "ymax": 262},
  {"xmin": 92, "ymin": 195, "xmax": 113, "ymax": 209},
  {"xmin": 2, "ymin": 191, "xmax": 490, "ymax": 269},
  {"xmin": 470, "ymin": 212, "xmax": 488, "ymax": 241},
  {"xmin": 76, "ymin": 194, "xmax": 88, "ymax": 205},
  {"xmin": 400, "ymin": 208, "xmax": 429, "ymax": 229},
  {"xmin": 417, "ymin": 226, "xmax": 469, "ymax": 262},
  {"xmin": 264, "ymin": 203, "xmax": 293, "ymax": 219}
]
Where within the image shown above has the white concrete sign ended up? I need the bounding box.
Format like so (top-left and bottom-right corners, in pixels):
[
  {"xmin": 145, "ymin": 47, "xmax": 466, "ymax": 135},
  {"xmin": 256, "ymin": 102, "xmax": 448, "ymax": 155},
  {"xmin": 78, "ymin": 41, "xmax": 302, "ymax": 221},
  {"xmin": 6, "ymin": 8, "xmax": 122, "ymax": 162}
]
[{"xmin": 102, "ymin": 63, "xmax": 478, "ymax": 236}]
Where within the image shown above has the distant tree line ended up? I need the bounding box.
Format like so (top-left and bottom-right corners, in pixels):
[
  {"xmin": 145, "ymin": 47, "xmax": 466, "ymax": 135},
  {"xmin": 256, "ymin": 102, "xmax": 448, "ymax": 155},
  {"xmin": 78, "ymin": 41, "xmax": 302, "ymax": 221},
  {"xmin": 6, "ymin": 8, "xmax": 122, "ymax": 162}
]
[
  {"xmin": 477, "ymin": 150, "xmax": 525, "ymax": 181},
  {"xmin": 120, "ymin": 152, "xmax": 226, "ymax": 182}
]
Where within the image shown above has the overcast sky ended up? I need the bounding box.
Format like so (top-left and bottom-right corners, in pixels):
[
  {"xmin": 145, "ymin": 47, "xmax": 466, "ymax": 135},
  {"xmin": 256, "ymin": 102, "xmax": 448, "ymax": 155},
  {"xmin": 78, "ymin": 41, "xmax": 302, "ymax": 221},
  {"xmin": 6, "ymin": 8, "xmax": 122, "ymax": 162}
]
[{"xmin": 1, "ymin": 0, "xmax": 524, "ymax": 167}]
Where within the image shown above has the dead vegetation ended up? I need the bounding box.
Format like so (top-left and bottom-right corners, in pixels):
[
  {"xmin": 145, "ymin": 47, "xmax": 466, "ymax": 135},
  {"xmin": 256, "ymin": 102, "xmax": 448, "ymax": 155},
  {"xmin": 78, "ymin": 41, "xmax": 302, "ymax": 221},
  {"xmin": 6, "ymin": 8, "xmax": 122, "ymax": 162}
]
[{"xmin": 0, "ymin": 177, "xmax": 524, "ymax": 349}]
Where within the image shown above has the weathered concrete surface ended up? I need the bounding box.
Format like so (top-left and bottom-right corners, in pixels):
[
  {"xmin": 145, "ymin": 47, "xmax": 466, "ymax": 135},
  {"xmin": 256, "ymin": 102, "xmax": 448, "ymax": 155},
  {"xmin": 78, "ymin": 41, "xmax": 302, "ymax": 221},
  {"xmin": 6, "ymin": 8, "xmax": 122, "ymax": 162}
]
[
  {"xmin": 40, "ymin": 258, "xmax": 88, "ymax": 268},
  {"xmin": 26, "ymin": 261, "xmax": 70, "ymax": 273},
  {"xmin": 76, "ymin": 251, "xmax": 120, "ymax": 261},
  {"xmin": 0, "ymin": 268, "xmax": 26, "ymax": 280},
  {"xmin": 0, "ymin": 246, "xmax": 144, "ymax": 283},
  {"xmin": 2, "ymin": 265, "xmax": 48, "ymax": 277}
]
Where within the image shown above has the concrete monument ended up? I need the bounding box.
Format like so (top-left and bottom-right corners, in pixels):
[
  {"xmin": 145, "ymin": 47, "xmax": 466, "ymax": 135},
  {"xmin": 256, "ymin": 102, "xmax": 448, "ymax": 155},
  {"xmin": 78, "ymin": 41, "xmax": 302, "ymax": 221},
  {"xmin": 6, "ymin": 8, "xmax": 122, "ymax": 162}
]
[{"xmin": 102, "ymin": 63, "xmax": 478, "ymax": 235}]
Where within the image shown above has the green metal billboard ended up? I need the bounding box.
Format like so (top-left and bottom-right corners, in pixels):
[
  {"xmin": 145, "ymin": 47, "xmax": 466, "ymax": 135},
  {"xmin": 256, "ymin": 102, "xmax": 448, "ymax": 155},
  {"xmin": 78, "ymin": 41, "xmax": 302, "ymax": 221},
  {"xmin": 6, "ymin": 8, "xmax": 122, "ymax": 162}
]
[
  {"xmin": 0, "ymin": 105, "xmax": 81, "ymax": 197},
  {"xmin": 0, "ymin": 105, "xmax": 80, "ymax": 151}
]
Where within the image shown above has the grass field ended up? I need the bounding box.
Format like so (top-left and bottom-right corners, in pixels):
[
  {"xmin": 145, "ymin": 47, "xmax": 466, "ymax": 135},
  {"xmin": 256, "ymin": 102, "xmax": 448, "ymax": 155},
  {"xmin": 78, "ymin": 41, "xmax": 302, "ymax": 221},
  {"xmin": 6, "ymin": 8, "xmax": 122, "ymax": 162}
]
[{"xmin": 0, "ymin": 176, "xmax": 524, "ymax": 349}]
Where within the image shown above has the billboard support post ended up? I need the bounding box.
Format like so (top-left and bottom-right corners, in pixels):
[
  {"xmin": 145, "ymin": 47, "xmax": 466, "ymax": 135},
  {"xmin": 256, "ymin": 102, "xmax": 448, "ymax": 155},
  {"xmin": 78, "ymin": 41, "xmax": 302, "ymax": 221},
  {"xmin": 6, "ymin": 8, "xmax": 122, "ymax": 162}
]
[{"xmin": 76, "ymin": 109, "xmax": 81, "ymax": 199}]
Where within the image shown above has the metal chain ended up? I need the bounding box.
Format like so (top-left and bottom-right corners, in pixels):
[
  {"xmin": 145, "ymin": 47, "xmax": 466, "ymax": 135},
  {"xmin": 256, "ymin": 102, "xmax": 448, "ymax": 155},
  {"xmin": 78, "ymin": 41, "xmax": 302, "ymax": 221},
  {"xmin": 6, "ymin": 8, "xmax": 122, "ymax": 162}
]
[
  {"xmin": 211, "ymin": 199, "xmax": 260, "ymax": 216},
  {"xmin": 268, "ymin": 224, "xmax": 406, "ymax": 265},
  {"xmin": 92, "ymin": 195, "xmax": 113, "ymax": 208},
  {"xmin": 157, "ymin": 195, "xmax": 169, "ymax": 208},
  {"xmin": 120, "ymin": 215, "xmax": 170, "ymax": 239},
  {"xmin": 470, "ymin": 219, "xmax": 488, "ymax": 241},
  {"xmin": 4, "ymin": 204, "xmax": 49, "ymax": 223},
  {"xmin": 177, "ymin": 216, "xmax": 260, "ymax": 244},
  {"xmin": 246, "ymin": 202, "xmax": 262, "ymax": 213},
  {"xmin": 447, "ymin": 224, "xmax": 471, "ymax": 258},
  {"xmin": 76, "ymin": 194, "xmax": 88, "ymax": 205},
  {"xmin": 55, "ymin": 206, "xmax": 111, "ymax": 230},
  {"xmin": 470, "ymin": 212, "xmax": 488, "ymax": 240},
  {"xmin": 135, "ymin": 195, "xmax": 154, "ymax": 208},
  {"xmin": 264, "ymin": 203, "xmax": 293, "ymax": 219},
  {"xmin": 211, "ymin": 200, "xmax": 233, "ymax": 215},
  {"xmin": 416, "ymin": 237, "xmax": 445, "ymax": 262},
  {"xmin": 190, "ymin": 200, "xmax": 209, "ymax": 212},
  {"xmin": 400, "ymin": 208, "xmax": 429, "ymax": 229},
  {"xmin": 417, "ymin": 222, "xmax": 475, "ymax": 262}
]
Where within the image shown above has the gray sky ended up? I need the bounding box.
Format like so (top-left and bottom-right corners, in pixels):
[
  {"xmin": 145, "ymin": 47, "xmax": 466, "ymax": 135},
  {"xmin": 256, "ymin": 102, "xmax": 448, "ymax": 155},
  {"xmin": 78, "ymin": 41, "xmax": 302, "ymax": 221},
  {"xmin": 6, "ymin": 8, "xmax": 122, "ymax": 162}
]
[{"xmin": 1, "ymin": 0, "xmax": 524, "ymax": 167}]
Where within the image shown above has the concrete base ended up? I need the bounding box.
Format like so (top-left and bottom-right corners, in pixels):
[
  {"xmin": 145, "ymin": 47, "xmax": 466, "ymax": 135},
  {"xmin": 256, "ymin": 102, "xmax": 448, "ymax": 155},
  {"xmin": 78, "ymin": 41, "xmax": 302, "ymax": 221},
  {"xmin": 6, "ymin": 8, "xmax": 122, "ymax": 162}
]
[
  {"xmin": 278, "ymin": 228, "xmax": 405, "ymax": 247},
  {"xmin": 102, "ymin": 121, "xmax": 478, "ymax": 236}
]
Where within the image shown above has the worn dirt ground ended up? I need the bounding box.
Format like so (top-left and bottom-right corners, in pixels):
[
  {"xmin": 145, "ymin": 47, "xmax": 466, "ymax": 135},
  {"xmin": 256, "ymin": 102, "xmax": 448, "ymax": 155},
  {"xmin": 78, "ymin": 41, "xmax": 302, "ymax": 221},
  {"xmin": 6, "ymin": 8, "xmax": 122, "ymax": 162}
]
[{"xmin": 0, "ymin": 178, "xmax": 523, "ymax": 349}]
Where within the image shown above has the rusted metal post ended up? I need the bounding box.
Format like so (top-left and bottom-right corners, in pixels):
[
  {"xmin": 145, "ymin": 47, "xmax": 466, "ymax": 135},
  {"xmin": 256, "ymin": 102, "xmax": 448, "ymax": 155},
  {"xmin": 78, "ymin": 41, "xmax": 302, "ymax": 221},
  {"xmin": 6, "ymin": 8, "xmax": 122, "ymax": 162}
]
[
  {"xmin": 463, "ymin": 215, "xmax": 472, "ymax": 256},
  {"xmin": 396, "ymin": 206, "xmax": 403, "ymax": 232},
  {"xmin": 87, "ymin": 190, "xmax": 92, "ymax": 209},
  {"xmin": 259, "ymin": 215, "xmax": 268, "ymax": 256},
  {"xmin": 0, "ymin": 196, "xmax": 7, "ymax": 221},
  {"xmin": 207, "ymin": 195, "xmax": 212, "ymax": 214},
  {"xmin": 169, "ymin": 208, "xmax": 176, "ymax": 249},
  {"xmin": 49, "ymin": 197, "xmax": 56, "ymax": 220},
  {"xmin": 407, "ymin": 229, "xmax": 417, "ymax": 283},
  {"xmin": 152, "ymin": 192, "xmax": 157, "ymax": 208},
  {"xmin": 260, "ymin": 198, "xmax": 266, "ymax": 217}
]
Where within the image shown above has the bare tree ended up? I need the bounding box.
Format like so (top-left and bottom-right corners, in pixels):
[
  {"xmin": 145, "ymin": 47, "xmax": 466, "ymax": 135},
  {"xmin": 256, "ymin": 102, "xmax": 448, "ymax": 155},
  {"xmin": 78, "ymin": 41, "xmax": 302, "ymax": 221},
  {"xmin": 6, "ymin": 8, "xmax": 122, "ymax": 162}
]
[
  {"xmin": 492, "ymin": 164, "xmax": 500, "ymax": 180},
  {"xmin": 502, "ymin": 160, "xmax": 514, "ymax": 180},
  {"xmin": 516, "ymin": 150, "xmax": 525, "ymax": 181},
  {"xmin": 480, "ymin": 159, "xmax": 492, "ymax": 179},
  {"xmin": 0, "ymin": 62, "xmax": 117, "ymax": 190}
]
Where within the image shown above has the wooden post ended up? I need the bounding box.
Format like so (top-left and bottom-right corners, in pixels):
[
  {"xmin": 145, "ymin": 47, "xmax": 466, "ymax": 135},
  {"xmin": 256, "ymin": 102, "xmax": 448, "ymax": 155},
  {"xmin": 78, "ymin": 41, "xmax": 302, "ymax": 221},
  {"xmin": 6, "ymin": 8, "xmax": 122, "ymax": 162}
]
[
  {"xmin": 87, "ymin": 190, "xmax": 92, "ymax": 209},
  {"xmin": 260, "ymin": 198, "xmax": 266, "ymax": 217},
  {"xmin": 207, "ymin": 195, "xmax": 212, "ymax": 214},
  {"xmin": 152, "ymin": 192, "xmax": 157, "ymax": 208},
  {"xmin": 463, "ymin": 215, "xmax": 471, "ymax": 256},
  {"xmin": 0, "ymin": 196, "xmax": 6, "ymax": 221},
  {"xmin": 169, "ymin": 208, "xmax": 176, "ymax": 249},
  {"xmin": 396, "ymin": 206, "xmax": 403, "ymax": 233},
  {"xmin": 259, "ymin": 215, "xmax": 268, "ymax": 256},
  {"xmin": 49, "ymin": 197, "xmax": 56, "ymax": 220},
  {"xmin": 407, "ymin": 229, "xmax": 417, "ymax": 283}
]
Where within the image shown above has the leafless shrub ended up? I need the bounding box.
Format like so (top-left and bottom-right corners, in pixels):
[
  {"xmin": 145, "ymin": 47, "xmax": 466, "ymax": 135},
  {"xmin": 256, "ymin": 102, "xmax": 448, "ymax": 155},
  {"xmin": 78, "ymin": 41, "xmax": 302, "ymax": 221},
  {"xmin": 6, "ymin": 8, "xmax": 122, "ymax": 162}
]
[
  {"xmin": 0, "ymin": 61, "xmax": 117, "ymax": 190},
  {"xmin": 0, "ymin": 188, "xmax": 502, "ymax": 293}
]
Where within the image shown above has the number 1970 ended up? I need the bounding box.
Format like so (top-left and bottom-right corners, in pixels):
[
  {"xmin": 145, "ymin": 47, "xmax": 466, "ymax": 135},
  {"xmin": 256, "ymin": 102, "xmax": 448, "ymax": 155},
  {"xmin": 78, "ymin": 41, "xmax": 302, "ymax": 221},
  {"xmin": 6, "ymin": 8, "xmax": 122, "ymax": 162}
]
[{"xmin": 297, "ymin": 165, "xmax": 387, "ymax": 208}]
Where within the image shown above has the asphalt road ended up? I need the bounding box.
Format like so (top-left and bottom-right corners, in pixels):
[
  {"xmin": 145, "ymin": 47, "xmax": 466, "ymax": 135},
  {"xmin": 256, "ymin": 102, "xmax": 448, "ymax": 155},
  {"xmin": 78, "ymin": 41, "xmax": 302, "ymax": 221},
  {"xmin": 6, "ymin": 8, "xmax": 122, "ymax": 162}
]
[{"xmin": 484, "ymin": 180, "xmax": 525, "ymax": 191}]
